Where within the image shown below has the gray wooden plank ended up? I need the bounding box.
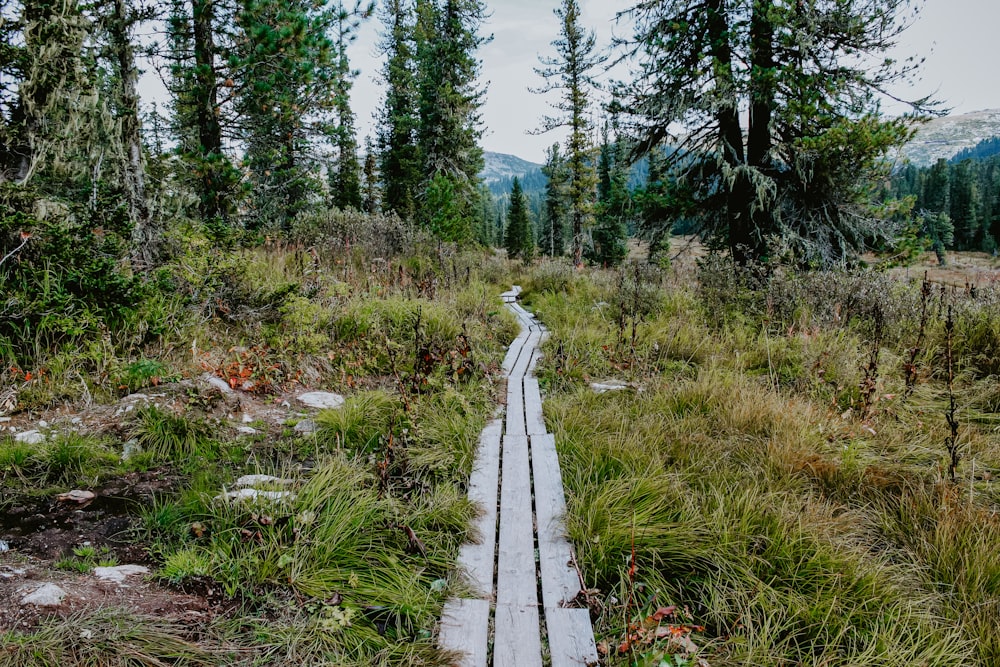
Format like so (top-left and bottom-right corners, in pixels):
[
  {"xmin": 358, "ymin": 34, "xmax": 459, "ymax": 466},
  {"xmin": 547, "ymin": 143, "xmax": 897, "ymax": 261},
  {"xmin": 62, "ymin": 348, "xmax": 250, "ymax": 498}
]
[
  {"xmin": 511, "ymin": 331, "xmax": 541, "ymax": 380},
  {"xmin": 523, "ymin": 378, "xmax": 546, "ymax": 436},
  {"xmin": 439, "ymin": 598, "xmax": 490, "ymax": 667},
  {"xmin": 545, "ymin": 607, "xmax": 599, "ymax": 667},
  {"xmin": 505, "ymin": 381, "xmax": 526, "ymax": 436},
  {"xmin": 501, "ymin": 333, "xmax": 529, "ymax": 376},
  {"xmin": 457, "ymin": 419, "xmax": 502, "ymax": 597},
  {"xmin": 531, "ymin": 434, "xmax": 583, "ymax": 609},
  {"xmin": 496, "ymin": 435, "xmax": 535, "ymax": 607},
  {"xmin": 494, "ymin": 603, "xmax": 543, "ymax": 667}
]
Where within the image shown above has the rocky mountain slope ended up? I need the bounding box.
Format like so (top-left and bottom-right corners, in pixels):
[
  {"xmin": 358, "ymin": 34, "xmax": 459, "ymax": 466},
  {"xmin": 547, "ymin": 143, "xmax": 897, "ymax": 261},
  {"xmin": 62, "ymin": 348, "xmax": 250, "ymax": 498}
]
[{"xmin": 898, "ymin": 109, "xmax": 1000, "ymax": 166}]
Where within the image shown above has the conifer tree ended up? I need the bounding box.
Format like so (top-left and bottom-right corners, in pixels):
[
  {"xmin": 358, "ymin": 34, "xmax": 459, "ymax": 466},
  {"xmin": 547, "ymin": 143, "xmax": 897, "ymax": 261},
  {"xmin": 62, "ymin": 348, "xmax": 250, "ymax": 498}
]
[
  {"xmin": 328, "ymin": 2, "xmax": 365, "ymax": 211},
  {"xmin": 375, "ymin": 0, "xmax": 420, "ymax": 220},
  {"xmin": 588, "ymin": 122, "xmax": 629, "ymax": 266},
  {"xmin": 539, "ymin": 143, "xmax": 568, "ymax": 257},
  {"xmin": 165, "ymin": 0, "xmax": 239, "ymax": 232},
  {"xmin": 617, "ymin": 0, "xmax": 933, "ymax": 267},
  {"xmin": 415, "ymin": 0, "xmax": 489, "ymax": 241},
  {"xmin": 504, "ymin": 176, "xmax": 533, "ymax": 260},
  {"xmin": 361, "ymin": 135, "xmax": 381, "ymax": 214},
  {"xmin": 533, "ymin": 0, "xmax": 603, "ymax": 266},
  {"xmin": 950, "ymin": 159, "xmax": 979, "ymax": 250}
]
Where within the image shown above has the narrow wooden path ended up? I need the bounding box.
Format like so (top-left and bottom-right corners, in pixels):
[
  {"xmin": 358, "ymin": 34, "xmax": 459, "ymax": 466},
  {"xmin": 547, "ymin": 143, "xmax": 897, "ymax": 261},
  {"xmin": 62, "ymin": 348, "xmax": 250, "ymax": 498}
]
[{"xmin": 439, "ymin": 287, "xmax": 598, "ymax": 667}]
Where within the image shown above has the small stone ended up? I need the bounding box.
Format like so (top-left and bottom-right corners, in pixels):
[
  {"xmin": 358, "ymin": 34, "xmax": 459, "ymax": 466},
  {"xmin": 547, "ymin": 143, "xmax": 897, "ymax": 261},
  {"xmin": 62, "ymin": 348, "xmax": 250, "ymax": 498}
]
[
  {"xmin": 242, "ymin": 413, "xmax": 254, "ymax": 423},
  {"xmin": 218, "ymin": 488, "xmax": 293, "ymax": 503},
  {"xmin": 294, "ymin": 419, "xmax": 317, "ymax": 434},
  {"xmin": 21, "ymin": 583, "xmax": 67, "ymax": 607},
  {"xmin": 93, "ymin": 564, "xmax": 150, "ymax": 584},
  {"xmin": 14, "ymin": 430, "xmax": 45, "ymax": 445},
  {"xmin": 0, "ymin": 416, "xmax": 10, "ymax": 423},
  {"xmin": 122, "ymin": 393, "xmax": 150, "ymax": 402},
  {"xmin": 56, "ymin": 489, "xmax": 96, "ymax": 504},
  {"xmin": 0, "ymin": 540, "xmax": 9, "ymax": 552},
  {"xmin": 71, "ymin": 417, "xmax": 83, "ymax": 425},
  {"xmin": 296, "ymin": 392, "xmax": 345, "ymax": 410},
  {"xmin": 590, "ymin": 381, "xmax": 630, "ymax": 394},
  {"xmin": 201, "ymin": 374, "xmax": 234, "ymax": 394},
  {"xmin": 236, "ymin": 426, "xmax": 259, "ymax": 436},
  {"xmin": 234, "ymin": 474, "xmax": 294, "ymax": 488}
]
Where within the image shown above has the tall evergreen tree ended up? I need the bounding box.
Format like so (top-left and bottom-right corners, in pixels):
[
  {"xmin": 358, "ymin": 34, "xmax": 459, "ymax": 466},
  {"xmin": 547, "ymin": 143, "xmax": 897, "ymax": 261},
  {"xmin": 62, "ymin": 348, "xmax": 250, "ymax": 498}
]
[
  {"xmin": 504, "ymin": 176, "xmax": 533, "ymax": 260},
  {"xmin": 415, "ymin": 0, "xmax": 489, "ymax": 241},
  {"xmin": 328, "ymin": 2, "xmax": 367, "ymax": 211},
  {"xmin": 361, "ymin": 135, "xmax": 380, "ymax": 214},
  {"xmin": 375, "ymin": 0, "xmax": 420, "ymax": 220},
  {"xmin": 588, "ymin": 121, "xmax": 629, "ymax": 266},
  {"xmin": 539, "ymin": 143, "xmax": 568, "ymax": 257},
  {"xmin": 533, "ymin": 0, "xmax": 603, "ymax": 266},
  {"xmin": 165, "ymin": 0, "xmax": 240, "ymax": 232},
  {"xmin": 950, "ymin": 159, "xmax": 979, "ymax": 250},
  {"xmin": 617, "ymin": 0, "xmax": 933, "ymax": 267}
]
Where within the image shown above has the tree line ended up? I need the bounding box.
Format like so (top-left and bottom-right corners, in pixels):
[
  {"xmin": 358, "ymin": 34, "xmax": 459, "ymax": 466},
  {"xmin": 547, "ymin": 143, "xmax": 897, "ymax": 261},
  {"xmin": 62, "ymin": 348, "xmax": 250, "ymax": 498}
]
[{"xmin": 1, "ymin": 0, "xmax": 945, "ymax": 318}]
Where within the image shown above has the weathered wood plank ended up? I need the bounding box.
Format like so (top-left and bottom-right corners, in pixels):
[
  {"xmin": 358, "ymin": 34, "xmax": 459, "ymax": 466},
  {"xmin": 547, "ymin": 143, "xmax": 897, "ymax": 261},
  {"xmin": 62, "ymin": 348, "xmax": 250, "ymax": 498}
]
[
  {"xmin": 501, "ymin": 333, "xmax": 529, "ymax": 376},
  {"xmin": 545, "ymin": 607, "xmax": 599, "ymax": 667},
  {"xmin": 495, "ymin": 432, "xmax": 541, "ymax": 663},
  {"xmin": 531, "ymin": 433, "xmax": 583, "ymax": 609},
  {"xmin": 494, "ymin": 603, "xmax": 543, "ymax": 667},
  {"xmin": 523, "ymin": 378, "xmax": 546, "ymax": 436},
  {"xmin": 496, "ymin": 435, "xmax": 536, "ymax": 607},
  {"xmin": 511, "ymin": 331, "xmax": 541, "ymax": 380},
  {"xmin": 456, "ymin": 419, "xmax": 502, "ymax": 597},
  {"xmin": 439, "ymin": 598, "xmax": 490, "ymax": 667},
  {"xmin": 505, "ymin": 380, "xmax": 526, "ymax": 436}
]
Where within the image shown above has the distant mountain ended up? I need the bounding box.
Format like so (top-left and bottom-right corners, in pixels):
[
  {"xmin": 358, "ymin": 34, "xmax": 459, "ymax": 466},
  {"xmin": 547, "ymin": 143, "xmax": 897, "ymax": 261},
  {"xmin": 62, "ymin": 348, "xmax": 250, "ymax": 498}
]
[
  {"xmin": 898, "ymin": 109, "xmax": 1000, "ymax": 167},
  {"xmin": 480, "ymin": 152, "xmax": 543, "ymax": 184}
]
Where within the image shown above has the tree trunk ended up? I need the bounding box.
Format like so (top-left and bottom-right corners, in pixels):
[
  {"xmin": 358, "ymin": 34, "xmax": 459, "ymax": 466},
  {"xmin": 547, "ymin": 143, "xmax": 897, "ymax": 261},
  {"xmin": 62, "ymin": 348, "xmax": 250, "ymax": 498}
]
[
  {"xmin": 192, "ymin": 0, "xmax": 226, "ymax": 224},
  {"xmin": 110, "ymin": 0, "xmax": 157, "ymax": 270}
]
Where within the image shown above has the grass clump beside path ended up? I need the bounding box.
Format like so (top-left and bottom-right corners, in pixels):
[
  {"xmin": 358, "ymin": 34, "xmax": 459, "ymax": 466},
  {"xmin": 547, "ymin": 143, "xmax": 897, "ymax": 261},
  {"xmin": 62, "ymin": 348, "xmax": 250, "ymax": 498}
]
[
  {"xmin": 1, "ymin": 224, "xmax": 520, "ymax": 666},
  {"xmin": 525, "ymin": 258, "xmax": 1000, "ymax": 666}
]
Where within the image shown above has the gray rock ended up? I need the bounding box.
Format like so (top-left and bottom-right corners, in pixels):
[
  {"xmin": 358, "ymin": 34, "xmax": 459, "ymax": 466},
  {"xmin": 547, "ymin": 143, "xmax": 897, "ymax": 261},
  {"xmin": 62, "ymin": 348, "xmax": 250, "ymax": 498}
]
[
  {"xmin": 0, "ymin": 539, "xmax": 8, "ymax": 552},
  {"xmin": 294, "ymin": 419, "xmax": 317, "ymax": 434},
  {"xmin": 590, "ymin": 381, "xmax": 630, "ymax": 394},
  {"xmin": 14, "ymin": 430, "xmax": 45, "ymax": 445},
  {"xmin": 56, "ymin": 489, "xmax": 96, "ymax": 504},
  {"xmin": 296, "ymin": 392, "xmax": 345, "ymax": 410},
  {"xmin": 201, "ymin": 374, "xmax": 233, "ymax": 394},
  {"xmin": 234, "ymin": 474, "xmax": 294, "ymax": 488},
  {"xmin": 236, "ymin": 426, "xmax": 260, "ymax": 436},
  {"xmin": 218, "ymin": 488, "xmax": 293, "ymax": 503},
  {"xmin": 21, "ymin": 583, "xmax": 67, "ymax": 607},
  {"xmin": 93, "ymin": 564, "xmax": 150, "ymax": 584}
]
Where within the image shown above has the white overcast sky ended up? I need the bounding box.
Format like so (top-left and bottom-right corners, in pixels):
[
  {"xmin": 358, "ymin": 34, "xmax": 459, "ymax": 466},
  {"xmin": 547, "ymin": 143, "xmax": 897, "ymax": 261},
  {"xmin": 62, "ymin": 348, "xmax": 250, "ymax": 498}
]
[{"xmin": 344, "ymin": 0, "xmax": 1000, "ymax": 163}]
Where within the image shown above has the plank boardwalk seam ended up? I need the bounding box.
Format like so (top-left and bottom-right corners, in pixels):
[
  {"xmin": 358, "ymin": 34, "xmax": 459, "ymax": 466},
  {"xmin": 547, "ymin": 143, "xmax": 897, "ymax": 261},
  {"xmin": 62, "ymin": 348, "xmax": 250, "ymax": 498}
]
[{"xmin": 439, "ymin": 287, "xmax": 597, "ymax": 667}]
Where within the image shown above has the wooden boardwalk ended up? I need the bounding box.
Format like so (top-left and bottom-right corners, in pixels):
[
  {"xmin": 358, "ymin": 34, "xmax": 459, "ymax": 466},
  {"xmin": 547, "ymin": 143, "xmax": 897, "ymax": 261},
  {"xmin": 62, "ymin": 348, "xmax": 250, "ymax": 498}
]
[{"xmin": 439, "ymin": 287, "xmax": 598, "ymax": 667}]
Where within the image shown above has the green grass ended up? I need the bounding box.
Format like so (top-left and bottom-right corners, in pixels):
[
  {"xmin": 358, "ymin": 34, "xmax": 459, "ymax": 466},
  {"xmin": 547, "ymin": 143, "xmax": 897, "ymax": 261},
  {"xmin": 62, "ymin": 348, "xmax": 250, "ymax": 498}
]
[{"xmin": 529, "ymin": 259, "xmax": 1000, "ymax": 666}]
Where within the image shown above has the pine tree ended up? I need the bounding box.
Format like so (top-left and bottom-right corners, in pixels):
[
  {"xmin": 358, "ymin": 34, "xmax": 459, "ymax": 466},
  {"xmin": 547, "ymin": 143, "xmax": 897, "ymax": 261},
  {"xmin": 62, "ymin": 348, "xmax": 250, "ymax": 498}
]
[
  {"xmin": 504, "ymin": 176, "xmax": 533, "ymax": 260},
  {"xmin": 634, "ymin": 145, "xmax": 673, "ymax": 261},
  {"xmin": 328, "ymin": 2, "xmax": 366, "ymax": 211},
  {"xmin": 415, "ymin": 0, "xmax": 489, "ymax": 241},
  {"xmin": 533, "ymin": 0, "xmax": 603, "ymax": 267},
  {"xmin": 375, "ymin": 0, "xmax": 421, "ymax": 220},
  {"xmin": 165, "ymin": 0, "xmax": 240, "ymax": 233},
  {"xmin": 234, "ymin": 0, "xmax": 370, "ymax": 230},
  {"xmin": 361, "ymin": 135, "xmax": 380, "ymax": 214},
  {"xmin": 588, "ymin": 122, "xmax": 629, "ymax": 266},
  {"xmin": 539, "ymin": 143, "xmax": 568, "ymax": 257},
  {"xmin": 618, "ymin": 0, "xmax": 933, "ymax": 267},
  {"xmin": 950, "ymin": 159, "xmax": 979, "ymax": 250}
]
